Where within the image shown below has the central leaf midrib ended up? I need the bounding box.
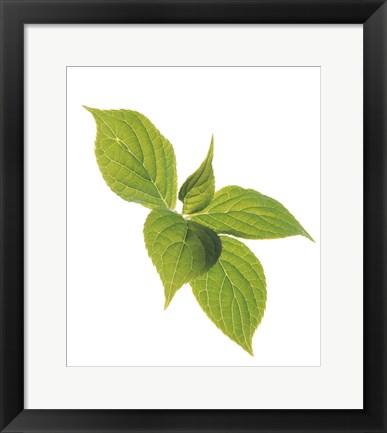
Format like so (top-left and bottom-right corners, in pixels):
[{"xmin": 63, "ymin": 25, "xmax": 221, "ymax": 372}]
[
  {"xmin": 167, "ymin": 226, "xmax": 189, "ymax": 304},
  {"xmin": 218, "ymin": 259, "xmax": 249, "ymax": 350},
  {"xmin": 132, "ymin": 112, "xmax": 169, "ymax": 202},
  {"xmin": 192, "ymin": 212, "xmax": 298, "ymax": 237}
]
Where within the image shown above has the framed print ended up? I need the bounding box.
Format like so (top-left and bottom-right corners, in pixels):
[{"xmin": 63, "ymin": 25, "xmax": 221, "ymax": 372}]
[
  {"xmin": 66, "ymin": 65, "xmax": 320, "ymax": 368},
  {"xmin": 0, "ymin": 1, "xmax": 386, "ymax": 432}
]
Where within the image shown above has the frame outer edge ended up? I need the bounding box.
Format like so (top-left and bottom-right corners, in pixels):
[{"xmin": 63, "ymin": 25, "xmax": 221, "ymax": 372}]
[
  {"xmin": 0, "ymin": 0, "xmax": 386, "ymax": 432},
  {"xmin": 364, "ymin": 1, "xmax": 387, "ymax": 431},
  {"xmin": 0, "ymin": 1, "xmax": 25, "ymax": 433}
]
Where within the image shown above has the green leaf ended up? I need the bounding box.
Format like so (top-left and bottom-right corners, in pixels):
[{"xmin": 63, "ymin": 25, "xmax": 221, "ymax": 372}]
[
  {"xmin": 190, "ymin": 185, "xmax": 314, "ymax": 241},
  {"xmin": 191, "ymin": 236, "xmax": 267, "ymax": 355},
  {"xmin": 85, "ymin": 107, "xmax": 177, "ymax": 209},
  {"xmin": 143, "ymin": 208, "xmax": 221, "ymax": 308},
  {"xmin": 179, "ymin": 136, "xmax": 215, "ymax": 214}
]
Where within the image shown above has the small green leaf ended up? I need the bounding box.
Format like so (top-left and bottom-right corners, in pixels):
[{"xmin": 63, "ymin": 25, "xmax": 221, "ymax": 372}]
[
  {"xmin": 179, "ymin": 136, "xmax": 215, "ymax": 214},
  {"xmin": 191, "ymin": 236, "xmax": 267, "ymax": 355},
  {"xmin": 144, "ymin": 208, "xmax": 221, "ymax": 308},
  {"xmin": 85, "ymin": 107, "xmax": 177, "ymax": 209},
  {"xmin": 191, "ymin": 185, "xmax": 313, "ymax": 241}
]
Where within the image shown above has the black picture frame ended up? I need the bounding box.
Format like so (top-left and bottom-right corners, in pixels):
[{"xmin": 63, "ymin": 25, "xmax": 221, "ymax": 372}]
[{"xmin": 1, "ymin": 1, "xmax": 386, "ymax": 432}]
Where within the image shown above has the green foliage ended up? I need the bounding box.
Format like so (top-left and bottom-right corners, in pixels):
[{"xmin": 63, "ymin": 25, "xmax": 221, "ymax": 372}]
[
  {"xmin": 179, "ymin": 136, "xmax": 215, "ymax": 214},
  {"xmin": 84, "ymin": 107, "xmax": 177, "ymax": 209},
  {"xmin": 191, "ymin": 236, "xmax": 266, "ymax": 355},
  {"xmin": 144, "ymin": 208, "xmax": 221, "ymax": 308},
  {"xmin": 191, "ymin": 186, "xmax": 314, "ymax": 241},
  {"xmin": 86, "ymin": 107, "xmax": 314, "ymax": 356}
]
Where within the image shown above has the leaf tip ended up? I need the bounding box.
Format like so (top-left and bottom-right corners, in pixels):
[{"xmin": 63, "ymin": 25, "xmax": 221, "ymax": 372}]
[
  {"xmin": 245, "ymin": 343, "xmax": 254, "ymax": 357},
  {"xmin": 209, "ymin": 134, "xmax": 214, "ymax": 154},
  {"xmin": 83, "ymin": 106, "xmax": 101, "ymax": 118},
  {"xmin": 303, "ymin": 231, "xmax": 315, "ymax": 242},
  {"xmin": 164, "ymin": 296, "xmax": 172, "ymax": 310}
]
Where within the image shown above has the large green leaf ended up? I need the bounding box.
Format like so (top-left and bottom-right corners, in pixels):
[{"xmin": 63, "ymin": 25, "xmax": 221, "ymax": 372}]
[
  {"xmin": 179, "ymin": 136, "xmax": 215, "ymax": 214},
  {"xmin": 190, "ymin": 185, "xmax": 313, "ymax": 241},
  {"xmin": 85, "ymin": 107, "xmax": 177, "ymax": 209},
  {"xmin": 191, "ymin": 236, "xmax": 267, "ymax": 355},
  {"xmin": 144, "ymin": 208, "xmax": 221, "ymax": 308}
]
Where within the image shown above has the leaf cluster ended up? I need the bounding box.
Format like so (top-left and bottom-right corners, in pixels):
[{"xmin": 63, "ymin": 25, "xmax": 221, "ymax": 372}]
[{"xmin": 86, "ymin": 107, "xmax": 313, "ymax": 355}]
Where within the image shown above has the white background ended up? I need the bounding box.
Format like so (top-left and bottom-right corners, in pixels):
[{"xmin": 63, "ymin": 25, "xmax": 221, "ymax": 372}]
[
  {"xmin": 67, "ymin": 67, "xmax": 320, "ymax": 367},
  {"xmin": 25, "ymin": 25, "xmax": 363, "ymax": 408}
]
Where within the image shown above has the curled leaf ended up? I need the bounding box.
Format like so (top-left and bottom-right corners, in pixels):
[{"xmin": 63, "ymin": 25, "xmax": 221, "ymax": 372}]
[{"xmin": 179, "ymin": 136, "xmax": 215, "ymax": 214}]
